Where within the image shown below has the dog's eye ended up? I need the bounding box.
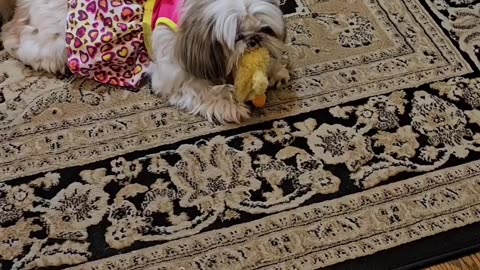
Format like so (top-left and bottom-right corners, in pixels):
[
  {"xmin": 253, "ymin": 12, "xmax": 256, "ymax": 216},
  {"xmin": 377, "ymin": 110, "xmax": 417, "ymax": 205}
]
[
  {"xmin": 235, "ymin": 34, "xmax": 245, "ymax": 42},
  {"xmin": 260, "ymin": 26, "xmax": 275, "ymax": 36}
]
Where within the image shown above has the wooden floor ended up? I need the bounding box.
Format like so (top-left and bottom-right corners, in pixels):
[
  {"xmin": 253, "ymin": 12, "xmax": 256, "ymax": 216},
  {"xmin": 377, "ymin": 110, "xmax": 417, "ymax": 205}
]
[{"xmin": 427, "ymin": 253, "xmax": 480, "ymax": 270}]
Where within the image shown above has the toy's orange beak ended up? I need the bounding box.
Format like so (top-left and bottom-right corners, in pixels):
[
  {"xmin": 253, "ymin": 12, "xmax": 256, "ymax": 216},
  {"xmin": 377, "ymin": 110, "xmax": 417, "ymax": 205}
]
[{"xmin": 252, "ymin": 95, "xmax": 267, "ymax": 108}]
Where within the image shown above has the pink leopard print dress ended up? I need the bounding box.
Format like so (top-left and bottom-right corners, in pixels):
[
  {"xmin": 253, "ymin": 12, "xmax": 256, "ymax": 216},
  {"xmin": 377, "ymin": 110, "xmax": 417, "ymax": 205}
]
[{"xmin": 66, "ymin": 0, "xmax": 151, "ymax": 88}]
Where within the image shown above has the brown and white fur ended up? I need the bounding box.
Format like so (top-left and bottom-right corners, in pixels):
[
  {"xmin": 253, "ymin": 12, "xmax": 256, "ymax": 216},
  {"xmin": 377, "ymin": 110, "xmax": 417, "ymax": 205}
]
[{"xmin": 1, "ymin": 0, "xmax": 290, "ymax": 123}]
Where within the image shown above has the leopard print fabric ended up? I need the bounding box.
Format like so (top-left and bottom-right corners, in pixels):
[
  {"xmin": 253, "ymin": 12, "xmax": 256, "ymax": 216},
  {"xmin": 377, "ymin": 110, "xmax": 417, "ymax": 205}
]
[{"xmin": 66, "ymin": 0, "xmax": 151, "ymax": 88}]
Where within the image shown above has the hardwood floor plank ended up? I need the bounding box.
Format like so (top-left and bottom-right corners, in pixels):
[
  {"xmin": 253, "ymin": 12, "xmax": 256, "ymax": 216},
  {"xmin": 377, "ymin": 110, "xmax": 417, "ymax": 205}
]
[{"xmin": 427, "ymin": 253, "xmax": 480, "ymax": 270}]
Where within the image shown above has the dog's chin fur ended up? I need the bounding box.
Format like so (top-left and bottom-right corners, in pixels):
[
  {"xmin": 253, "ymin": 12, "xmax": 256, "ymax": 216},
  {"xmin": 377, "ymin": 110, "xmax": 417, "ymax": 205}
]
[{"xmin": 1, "ymin": 0, "xmax": 289, "ymax": 123}]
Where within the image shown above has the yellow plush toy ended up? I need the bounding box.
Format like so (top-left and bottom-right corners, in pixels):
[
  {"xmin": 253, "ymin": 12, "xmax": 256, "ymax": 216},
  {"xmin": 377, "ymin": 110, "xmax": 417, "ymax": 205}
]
[{"xmin": 235, "ymin": 48, "xmax": 270, "ymax": 108}]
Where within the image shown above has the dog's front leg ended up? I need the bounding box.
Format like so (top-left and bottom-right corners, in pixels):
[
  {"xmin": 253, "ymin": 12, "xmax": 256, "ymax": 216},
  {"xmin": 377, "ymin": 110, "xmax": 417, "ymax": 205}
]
[{"xmin": 150, "ymin": 26, "xmax": 250, "ymax": 124}]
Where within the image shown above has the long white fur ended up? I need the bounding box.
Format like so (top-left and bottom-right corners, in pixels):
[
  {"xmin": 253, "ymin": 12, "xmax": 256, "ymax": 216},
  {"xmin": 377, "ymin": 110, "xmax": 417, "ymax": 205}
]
[
  {"xmin": 150, "ymin": 26, "xmax": 251, "ymax": 123},
  {"xmin": 2, "ymin": 0, "xmax": 67, "ymax": 73},
  {"xmin": 1, "ymin": 0, "xmax": 289, "ymax": 123}
]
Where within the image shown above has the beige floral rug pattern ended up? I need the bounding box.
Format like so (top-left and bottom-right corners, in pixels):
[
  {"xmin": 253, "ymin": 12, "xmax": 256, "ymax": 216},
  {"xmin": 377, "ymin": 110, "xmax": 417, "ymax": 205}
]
[{"xmin": 1, "ymin": 0, "xmax": 480, "ymax": 269}]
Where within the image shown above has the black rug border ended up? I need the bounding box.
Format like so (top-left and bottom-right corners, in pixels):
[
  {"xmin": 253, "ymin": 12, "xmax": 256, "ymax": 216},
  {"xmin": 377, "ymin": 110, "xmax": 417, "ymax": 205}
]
[{"xmin": 324, "ymin": 221, "xmax": 480, "ymax": 270}]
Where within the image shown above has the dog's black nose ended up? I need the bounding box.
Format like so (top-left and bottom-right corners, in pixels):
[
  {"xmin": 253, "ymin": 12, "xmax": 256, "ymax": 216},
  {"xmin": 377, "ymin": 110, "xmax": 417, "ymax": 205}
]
[
  {"xmin": 247, "ymin": 39, "xmax": 257, "ymax": 48},
  {"xmin": 247, "ymin": 36, "xmax": 262, "ymax": 48}
]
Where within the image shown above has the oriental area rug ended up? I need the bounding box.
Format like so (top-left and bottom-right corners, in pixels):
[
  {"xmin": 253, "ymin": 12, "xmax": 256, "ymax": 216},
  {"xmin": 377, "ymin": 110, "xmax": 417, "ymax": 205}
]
[{"xmin": 1, "ymin": 0, "xmax": 480, "ymax": 269}]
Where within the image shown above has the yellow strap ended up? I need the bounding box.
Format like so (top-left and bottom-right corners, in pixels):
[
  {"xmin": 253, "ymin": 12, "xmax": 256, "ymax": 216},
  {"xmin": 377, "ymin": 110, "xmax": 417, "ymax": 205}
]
[
  {"xmin": 156, "ymin": 18, "xmax": 178, "ymax": 33},
  {"xmin": 143, "ymin": 0, "xmax": 157, "ymax": 58},
  {"xmin": 143, "ymin": 0, "xmax": 178, "ymax": 59}
]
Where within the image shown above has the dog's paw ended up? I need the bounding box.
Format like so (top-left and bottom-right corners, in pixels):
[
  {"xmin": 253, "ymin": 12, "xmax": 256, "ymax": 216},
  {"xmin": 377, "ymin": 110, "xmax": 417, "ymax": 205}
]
[
  {"xmin": 269, "ymin": 64, "xmax": 290, "ymax": 89},
  {"xmin": 203, "ymin": 99, "xmax": 251, "ymax": 124}
]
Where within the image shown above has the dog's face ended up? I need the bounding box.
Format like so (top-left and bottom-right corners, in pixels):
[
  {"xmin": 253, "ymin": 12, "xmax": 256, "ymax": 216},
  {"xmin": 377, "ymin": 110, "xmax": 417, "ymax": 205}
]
[{"xmin": 174, "ymin": 0, "xmax": 286, "ymax": 83}]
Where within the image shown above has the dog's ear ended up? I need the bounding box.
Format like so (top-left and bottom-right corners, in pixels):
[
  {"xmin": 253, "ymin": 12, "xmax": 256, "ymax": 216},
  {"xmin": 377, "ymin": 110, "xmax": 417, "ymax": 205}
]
[{"xmin": 174, "ymin": 18, "xmax": 228, "ymax": 83}]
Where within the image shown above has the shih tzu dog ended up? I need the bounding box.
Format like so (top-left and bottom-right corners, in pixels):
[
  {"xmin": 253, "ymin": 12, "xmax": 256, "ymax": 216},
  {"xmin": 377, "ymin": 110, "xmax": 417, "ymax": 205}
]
[{"xmin": 0, "ymin": 0, "xmax": 290, "ymax": 123}]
